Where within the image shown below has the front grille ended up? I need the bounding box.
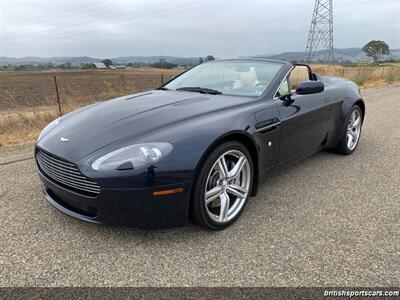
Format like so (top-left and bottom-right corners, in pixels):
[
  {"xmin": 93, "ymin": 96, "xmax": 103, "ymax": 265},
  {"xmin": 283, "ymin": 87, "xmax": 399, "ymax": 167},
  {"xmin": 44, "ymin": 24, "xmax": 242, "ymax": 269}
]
[{"xmin": 36, "ymin": 148, "xmax": 100, "ymax": 196}]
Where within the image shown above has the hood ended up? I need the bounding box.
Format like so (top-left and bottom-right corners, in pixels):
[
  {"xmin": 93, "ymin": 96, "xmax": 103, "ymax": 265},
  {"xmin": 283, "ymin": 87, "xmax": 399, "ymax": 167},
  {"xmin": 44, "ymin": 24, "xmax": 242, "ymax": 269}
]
[{"xmin": 37, "ymin": 90, "xmax": 251, "ymax": 162}]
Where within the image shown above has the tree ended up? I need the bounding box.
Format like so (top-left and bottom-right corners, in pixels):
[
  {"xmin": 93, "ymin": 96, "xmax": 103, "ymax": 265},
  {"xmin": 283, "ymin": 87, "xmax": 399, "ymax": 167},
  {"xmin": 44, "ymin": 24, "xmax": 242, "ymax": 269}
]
[
  {"xmin": 59, "ymin": 62, "xmax": 72, "ymax": 69},
  {"xmin": 80, "ymin": 63, "xmax": 95, "ymax": 69},
  {"xmin": 362, "ymin": 40, "xmax": 390, "ymax": 62},
  {"xmin": 198, "ymin": 57, "xmax": 204, "ymax": 64},
  {"xmin": 151, "ymin": 59, "xmax": 177, "ymax": 69},
  {"xmin": 205, "ymin": 55, "xmax": 215, "ymax": 62},
  {"xmin": 102, "ymin": 59, "xmax": 113, "ymax": 66},
  {"xmin": 159, "ymin": 58, "xmax": 166, "ymax": 68}
]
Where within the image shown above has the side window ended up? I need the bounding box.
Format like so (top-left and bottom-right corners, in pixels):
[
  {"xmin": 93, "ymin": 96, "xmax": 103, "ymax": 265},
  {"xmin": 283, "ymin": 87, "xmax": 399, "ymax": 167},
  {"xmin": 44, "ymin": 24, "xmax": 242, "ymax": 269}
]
[
  {"xmin": 289, "ymin": 66, "xmax": 310, "ymax": 92},
  {"xmin": 276, "ymin": 78, "xmax": 290, "ymax": 97}
]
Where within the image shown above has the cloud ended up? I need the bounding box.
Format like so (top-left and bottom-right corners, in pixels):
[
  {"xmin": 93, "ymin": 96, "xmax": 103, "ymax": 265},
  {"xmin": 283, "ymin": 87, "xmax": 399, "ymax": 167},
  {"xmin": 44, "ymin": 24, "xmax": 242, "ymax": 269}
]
[{"xmin": 0, "ymin": 0, "xmax": 399, "ymax": 57}]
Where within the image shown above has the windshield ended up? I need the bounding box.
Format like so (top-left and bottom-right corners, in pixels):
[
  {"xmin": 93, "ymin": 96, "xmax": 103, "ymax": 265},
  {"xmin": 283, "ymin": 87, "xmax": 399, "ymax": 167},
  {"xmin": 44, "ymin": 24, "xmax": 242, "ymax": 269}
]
[{"xmin": 164, "ymin": 61, "xmax": 284, "ymax": 97}]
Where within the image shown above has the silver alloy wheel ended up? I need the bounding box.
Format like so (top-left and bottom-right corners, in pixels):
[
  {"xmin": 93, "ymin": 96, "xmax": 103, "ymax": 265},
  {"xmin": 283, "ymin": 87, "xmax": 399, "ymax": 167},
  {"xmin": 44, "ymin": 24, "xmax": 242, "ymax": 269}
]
[
  {"xmin": 346, "ymin": 109, "xmax": 362, "ymax": 151},
  {"xmin": 204, "ymin": 150, "xmax": 251, "ymax": 223}
]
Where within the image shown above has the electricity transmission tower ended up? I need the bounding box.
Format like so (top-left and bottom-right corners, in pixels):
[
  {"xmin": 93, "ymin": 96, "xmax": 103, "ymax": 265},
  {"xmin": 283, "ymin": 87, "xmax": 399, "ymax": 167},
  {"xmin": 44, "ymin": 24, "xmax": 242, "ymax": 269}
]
[{"xmin": 305, "ymin": 0, "xmax": 334, "ymax": 62}]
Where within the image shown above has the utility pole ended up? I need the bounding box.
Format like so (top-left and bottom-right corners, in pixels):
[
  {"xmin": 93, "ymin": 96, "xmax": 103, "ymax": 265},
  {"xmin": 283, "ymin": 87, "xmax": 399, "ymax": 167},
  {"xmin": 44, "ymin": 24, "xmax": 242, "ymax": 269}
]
[{"xmin": 305, "ymin": 0, "xmax": 334, "ymax": 63}]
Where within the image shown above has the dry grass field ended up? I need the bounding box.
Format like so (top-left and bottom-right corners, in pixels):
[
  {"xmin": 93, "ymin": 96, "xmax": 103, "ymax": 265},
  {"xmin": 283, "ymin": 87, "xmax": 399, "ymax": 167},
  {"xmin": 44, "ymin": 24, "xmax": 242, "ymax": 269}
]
[
  {"xmin": 0, "ymin": 64, "xmax": 399, "ymax": 146},
  {"xmin": 0, "ymin": 68, "xmax": 182, "ymax": 145},
  {"xmin": 312, "ymin": 63, "xmax": 400, "ymax": 87},
  {"xmin": 0, "ymin": 67, "xmax": 182, "ymax": 111},
  {"xmin": 290, "ymin": 63, "xmax": 400, "ymax": 87}
]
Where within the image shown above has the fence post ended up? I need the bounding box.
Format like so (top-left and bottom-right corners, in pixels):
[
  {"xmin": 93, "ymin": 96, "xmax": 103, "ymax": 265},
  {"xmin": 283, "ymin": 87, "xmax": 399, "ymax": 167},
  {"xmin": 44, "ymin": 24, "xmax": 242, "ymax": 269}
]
[
  {"xmin": 161, "ymin": 74, "xmax": 164, "ymax": 85},
  {"xmin": 53, "ymin": 75, "xmax": 62, "ymax": 116},
  {"xmin": 341, "ymin": 68, "xmax": 345, "ymax": 78}
]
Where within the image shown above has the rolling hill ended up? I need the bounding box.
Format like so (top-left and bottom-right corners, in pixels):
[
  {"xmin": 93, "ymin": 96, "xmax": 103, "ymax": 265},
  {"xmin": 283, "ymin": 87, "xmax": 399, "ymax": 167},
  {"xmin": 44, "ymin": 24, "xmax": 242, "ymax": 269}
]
[{"xmin": 1, "ymin": 48, "xmax": 399, "ymax": 66}]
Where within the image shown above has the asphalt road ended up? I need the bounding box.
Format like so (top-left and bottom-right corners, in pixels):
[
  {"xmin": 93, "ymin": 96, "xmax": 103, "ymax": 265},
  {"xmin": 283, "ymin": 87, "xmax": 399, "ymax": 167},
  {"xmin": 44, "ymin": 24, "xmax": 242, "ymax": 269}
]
[{"xmin": 0, "ymin": 85, "xmax": 399, "ymax": 287}]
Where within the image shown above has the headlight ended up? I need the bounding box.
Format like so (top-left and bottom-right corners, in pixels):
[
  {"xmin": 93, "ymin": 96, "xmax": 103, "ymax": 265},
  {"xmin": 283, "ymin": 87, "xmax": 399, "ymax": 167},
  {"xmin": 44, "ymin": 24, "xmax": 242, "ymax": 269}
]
[
  {"xmin": 92, "ymin": 142, "xmax": 173, "ymax": 171},
  {"xmin": 37, "ymin": 117, "xmax": 61, "ymax": 141}
]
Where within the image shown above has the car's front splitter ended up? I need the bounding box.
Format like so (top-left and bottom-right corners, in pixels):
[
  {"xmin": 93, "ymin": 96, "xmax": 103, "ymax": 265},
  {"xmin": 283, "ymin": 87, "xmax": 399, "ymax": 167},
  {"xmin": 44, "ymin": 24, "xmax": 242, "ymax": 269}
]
[{"xmin": 38, "ymin": 169, "xmax": 193, "ymax": 229}]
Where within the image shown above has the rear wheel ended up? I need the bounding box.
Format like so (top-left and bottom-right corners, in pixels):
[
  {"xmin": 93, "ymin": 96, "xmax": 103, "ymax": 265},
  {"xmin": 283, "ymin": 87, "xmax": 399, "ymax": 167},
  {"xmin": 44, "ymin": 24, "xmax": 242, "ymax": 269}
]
[
  {"xmin": 191, "ymin": 141, "xmax": 253, "ymax": 230},
  {"xmin": 334, "ymin": 105, "xmax": 363, "ymax": 155}
]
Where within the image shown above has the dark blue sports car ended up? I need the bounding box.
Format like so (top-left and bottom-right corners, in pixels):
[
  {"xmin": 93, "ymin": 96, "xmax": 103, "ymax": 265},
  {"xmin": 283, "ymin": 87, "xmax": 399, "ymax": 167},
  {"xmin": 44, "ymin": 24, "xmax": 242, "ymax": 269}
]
[{"xmin": 35, "ymin": 59, "xmax": 364, "ymax": 229}]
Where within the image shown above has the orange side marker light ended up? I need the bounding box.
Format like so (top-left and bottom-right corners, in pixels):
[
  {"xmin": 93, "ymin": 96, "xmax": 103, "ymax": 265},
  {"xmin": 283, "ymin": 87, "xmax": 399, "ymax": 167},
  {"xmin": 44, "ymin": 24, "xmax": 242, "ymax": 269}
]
[{"xmin": 153, "ymin": 188, "xmax": 184, "ymax": 196}]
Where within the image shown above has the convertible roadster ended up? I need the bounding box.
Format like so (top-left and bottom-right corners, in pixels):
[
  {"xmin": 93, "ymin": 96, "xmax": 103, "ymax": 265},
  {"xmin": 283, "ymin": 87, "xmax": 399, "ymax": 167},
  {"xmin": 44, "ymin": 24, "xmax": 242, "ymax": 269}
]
[{"xmin": 35, "ymin": 59, "xmax": 364, "ymax": 229}]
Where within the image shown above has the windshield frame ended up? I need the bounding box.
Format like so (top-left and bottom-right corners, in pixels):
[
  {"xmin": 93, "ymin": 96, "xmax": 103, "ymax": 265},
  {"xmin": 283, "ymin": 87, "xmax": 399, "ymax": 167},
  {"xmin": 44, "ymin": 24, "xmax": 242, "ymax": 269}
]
[{"xmin": 159, "ymin": 59, "xmax": 287, "ymax": 98}]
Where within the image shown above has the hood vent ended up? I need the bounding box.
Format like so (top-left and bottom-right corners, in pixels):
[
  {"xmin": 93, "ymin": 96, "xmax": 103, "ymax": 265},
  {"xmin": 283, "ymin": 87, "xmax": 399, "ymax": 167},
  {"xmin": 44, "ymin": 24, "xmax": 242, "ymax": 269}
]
[
  {"xmin": 172, "ymin": 97, "xmax": 210, "ymax": 106},
  {"xmin": 125, "ymin": 92, "xmax": 153, "ymax": 100}
]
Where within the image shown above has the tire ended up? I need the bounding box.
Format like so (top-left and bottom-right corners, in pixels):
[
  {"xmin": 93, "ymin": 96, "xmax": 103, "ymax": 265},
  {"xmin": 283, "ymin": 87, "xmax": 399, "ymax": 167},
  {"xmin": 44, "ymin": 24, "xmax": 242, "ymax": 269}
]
[
  {"xmin": 334, "ymin": 105, "xmax": 363, "ymax": 155},
  {"xmin": 191, "ymin": 141, "xmax": 254, "ymax": 230}
]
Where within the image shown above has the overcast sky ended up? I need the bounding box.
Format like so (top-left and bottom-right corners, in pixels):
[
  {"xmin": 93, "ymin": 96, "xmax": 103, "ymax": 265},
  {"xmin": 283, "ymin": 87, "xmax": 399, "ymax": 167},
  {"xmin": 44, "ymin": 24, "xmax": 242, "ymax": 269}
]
[{"xmin": 0, "ymin": 0, "xmax": 399, "ymax": 58}]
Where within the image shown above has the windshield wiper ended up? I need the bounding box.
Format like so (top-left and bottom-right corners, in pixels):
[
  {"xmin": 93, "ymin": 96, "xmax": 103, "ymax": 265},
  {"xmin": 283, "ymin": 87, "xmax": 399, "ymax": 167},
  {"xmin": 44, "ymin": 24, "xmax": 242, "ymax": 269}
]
[
  {"xmin": 176, "ymin": 86, "xmax": 222, "ymax": 95},
  {"xmin": 156, "ymin": 87, "xmax": 170, "ymax": 91}
]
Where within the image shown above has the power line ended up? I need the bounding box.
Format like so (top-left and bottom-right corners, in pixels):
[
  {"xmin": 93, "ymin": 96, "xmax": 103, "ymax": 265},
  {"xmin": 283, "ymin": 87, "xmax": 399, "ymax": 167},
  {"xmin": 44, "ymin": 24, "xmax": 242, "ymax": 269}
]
[
  {"xmin": 4, "ymin": 1, "xmax": 202, "ymax": 43},
  {"xmin": 1, "ymin": 2, "xmax": 104, "ymax": 30},
  {"xmin": 9, "ymin": 1, "xmax": 222, "ymax": 48},
  {"xmin": 1, "ymin": 2, "xmax": 160, "ymax": 38}
]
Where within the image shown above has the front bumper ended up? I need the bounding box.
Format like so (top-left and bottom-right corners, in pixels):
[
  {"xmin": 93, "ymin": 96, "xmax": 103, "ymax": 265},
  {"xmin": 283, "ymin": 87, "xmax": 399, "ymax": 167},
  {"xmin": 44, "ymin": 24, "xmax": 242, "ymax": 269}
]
[{"xmin": 37, "ymin": 167, "xmax": 193, "ymax": 229}]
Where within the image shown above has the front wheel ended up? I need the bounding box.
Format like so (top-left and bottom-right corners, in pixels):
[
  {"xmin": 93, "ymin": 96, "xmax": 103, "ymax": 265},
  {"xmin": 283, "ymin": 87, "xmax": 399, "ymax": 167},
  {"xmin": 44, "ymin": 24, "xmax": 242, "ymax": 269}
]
[
  {"xmin": 334, "ymin": 105, "xmax": 363, "ymax": 155},
  {"xmin": 191, "ymin": 141, "xmax": 253, "ymax": 230}
]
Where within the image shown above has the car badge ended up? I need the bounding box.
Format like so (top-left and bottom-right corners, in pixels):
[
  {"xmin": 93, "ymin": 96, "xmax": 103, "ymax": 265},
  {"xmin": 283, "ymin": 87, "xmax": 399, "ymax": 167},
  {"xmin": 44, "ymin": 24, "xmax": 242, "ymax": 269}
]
[{"xmin": 60, "ymin": 137, "xmax": 69, "ymax": 142}]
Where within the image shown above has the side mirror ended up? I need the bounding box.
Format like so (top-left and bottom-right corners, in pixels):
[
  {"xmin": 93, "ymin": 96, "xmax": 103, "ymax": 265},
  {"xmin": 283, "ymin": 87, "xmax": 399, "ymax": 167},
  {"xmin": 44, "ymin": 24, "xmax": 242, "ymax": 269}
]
[{"xmin": 296, "ymin": 81, "xmax": 324, "ymax": 95}]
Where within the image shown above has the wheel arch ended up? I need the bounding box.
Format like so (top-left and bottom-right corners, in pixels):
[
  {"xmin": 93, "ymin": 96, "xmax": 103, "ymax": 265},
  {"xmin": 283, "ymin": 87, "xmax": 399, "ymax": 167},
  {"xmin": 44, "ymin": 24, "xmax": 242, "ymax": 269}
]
[
  {"xmin": 339, "ymin": 97, "xmax": 365, "ymax": 136},
  {"xmin": 341, "ymin": 97, "xmax": 364, "ymax": 116},
  {"xmin": 354, "ymin": 99, "xmax": 365, "ymax": 120}
]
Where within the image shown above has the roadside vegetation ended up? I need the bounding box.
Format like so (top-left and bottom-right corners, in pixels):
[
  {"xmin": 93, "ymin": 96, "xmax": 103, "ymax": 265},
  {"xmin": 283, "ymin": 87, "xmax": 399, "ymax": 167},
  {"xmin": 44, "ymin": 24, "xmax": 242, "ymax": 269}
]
[{"xmin": 312, "ymin": 62, "xmax": 400, "ymax": 88}]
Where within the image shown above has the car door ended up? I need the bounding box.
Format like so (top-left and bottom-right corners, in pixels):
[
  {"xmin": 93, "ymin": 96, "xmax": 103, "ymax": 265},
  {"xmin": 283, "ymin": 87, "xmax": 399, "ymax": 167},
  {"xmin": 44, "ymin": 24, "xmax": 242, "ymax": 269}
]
[
  {"xmin": 253, "ymin": 100, "xmax": 281, "ymax": 171},
  {"xmin": 275, "ymin": 68, "xmax": 335, "ymax": 163}
]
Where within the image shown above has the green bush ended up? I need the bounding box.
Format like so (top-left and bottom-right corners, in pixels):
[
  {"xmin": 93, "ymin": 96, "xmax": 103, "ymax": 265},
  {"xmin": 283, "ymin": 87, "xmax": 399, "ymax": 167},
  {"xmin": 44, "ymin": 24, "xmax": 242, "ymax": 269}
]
[
  {"xmin": 355, "ymin": 74, "xmax": 366, "ymax": 86},
  {"xmin": 386, "ymin": 72, "xmax": 399, "ymax": 83}
]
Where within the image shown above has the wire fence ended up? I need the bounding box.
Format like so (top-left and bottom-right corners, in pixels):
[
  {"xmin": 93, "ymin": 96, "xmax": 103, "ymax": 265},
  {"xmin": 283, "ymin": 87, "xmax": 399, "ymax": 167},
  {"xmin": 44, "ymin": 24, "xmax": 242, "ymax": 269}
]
[
  {"xmin": 0, "ymin": 65, "xmax": 399, "ymax": 114},
  {"xmin": 0, "ymin": 69, "xmax": 181, "ymax": 113},
  {"xmin": 313, "ymin": 65, "xmax": 400, "ymax": 85}
]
